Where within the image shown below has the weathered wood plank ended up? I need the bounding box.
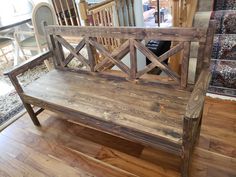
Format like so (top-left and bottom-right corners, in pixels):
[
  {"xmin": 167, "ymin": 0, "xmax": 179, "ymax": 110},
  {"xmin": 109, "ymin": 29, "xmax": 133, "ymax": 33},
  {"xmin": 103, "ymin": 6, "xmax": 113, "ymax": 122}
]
[
  {"xmin": 22, "ymin": 86, "xmax": 183, "ymax": 142},
  {"xmin": 185, "ymin": 69, "xmax": 211, "ymax": 119},
  {"xmin": 195, "ymin": 42, "xmax": 205, "ymax": 82},
  {"xmin": 43, "ymin": 21, "xmax": 59, "ymax": 68},
  {"xmin": 181, "ymin": 42, "xmax": 191, "ymax": 88},
  {"xmin": 35, "ymin": 108, "xmax": 45, "ymax": 116},
  {"xmin": 24, "ymin": 69, "xmax": 189, "ymax": 111},
  {"xmin": 3, "ymin": 51, "xmax": 52, "ymax": 77},
  {"xmin": 133, "ymin": 40, "xmax": 181, "ymax": 83},
  {"xmin": 129, "ymin": 39, "xmax": 137, "ymax": 79},
  {"xmin": 54, "ymin": 35, "xmax": 90, "ymax": 69},
  {"xmin": 54, "ymin": 35, "xmax": 65, "ymax": 66},
  {"xmin": 63, "ymin": 38, "xmax": 86, "ymax": 67},
  {"xmin": 88, "ymin": 38, "xmax": 130, "ymax": 75},
  {"xmin": 61, "ymin": 67, "xmax": 188, "ymax": 93},
  {"xmin": 85, "ymin": 38, "xmax": 96, "ymax": 72},
  {"xmin": 137, "ymin": 42, "xmax": 184, "ymax": 78},
  {"xmin": 21, "ymin": 93, "xmax": 182, "ymax": 155},
  {"xmin": 94, "ymin": 40, "xmax": 130, "ymax": 71},
  {"xmin": 203, "ymin": 20, "xmax": 216, "ymax": 67},
  {"xmin": 45, "ymin": 26, "xmax": 207, "ymax": 42},
  {"xmin": 7, "ymin": 74, "xmax": 40, "ymax": 126}
]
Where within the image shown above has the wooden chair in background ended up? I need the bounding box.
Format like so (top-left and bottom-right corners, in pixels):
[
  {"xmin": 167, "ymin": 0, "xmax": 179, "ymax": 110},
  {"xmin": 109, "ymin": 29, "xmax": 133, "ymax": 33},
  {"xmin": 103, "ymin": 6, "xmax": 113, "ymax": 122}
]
[
  {"xmin": 14, "ymin": 2, "xmax": 58, "ymax": 69},
  {"xmin": 51, "ymin": 0, "xmax": 81, "ymax": 26},
  {"xmin": 0, "ymin": 36, "xmax": 14, "ymax": 63}
]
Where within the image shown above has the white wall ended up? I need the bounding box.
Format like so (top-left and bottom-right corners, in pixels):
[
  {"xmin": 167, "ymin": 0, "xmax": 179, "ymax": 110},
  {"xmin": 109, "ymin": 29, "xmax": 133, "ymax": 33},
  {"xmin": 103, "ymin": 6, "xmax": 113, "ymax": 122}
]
[{"xmin": 31, "ymin": 0, "xmax": 51, "ymax": 5}]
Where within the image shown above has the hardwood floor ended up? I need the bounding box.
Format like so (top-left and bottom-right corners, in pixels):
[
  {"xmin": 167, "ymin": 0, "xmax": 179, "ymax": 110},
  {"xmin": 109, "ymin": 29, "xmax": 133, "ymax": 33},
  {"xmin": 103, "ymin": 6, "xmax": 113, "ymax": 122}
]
[{"xmin": 0, "ymin": 97, "xmax": 235, "ymax": 177}]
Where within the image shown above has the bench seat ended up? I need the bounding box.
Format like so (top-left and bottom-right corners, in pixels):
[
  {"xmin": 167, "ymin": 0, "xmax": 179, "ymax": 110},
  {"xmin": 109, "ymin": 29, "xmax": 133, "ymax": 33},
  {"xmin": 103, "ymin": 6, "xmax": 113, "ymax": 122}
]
[{"xmin": 22, "ymin": 69, "xmax": 191, "ymax": 152}]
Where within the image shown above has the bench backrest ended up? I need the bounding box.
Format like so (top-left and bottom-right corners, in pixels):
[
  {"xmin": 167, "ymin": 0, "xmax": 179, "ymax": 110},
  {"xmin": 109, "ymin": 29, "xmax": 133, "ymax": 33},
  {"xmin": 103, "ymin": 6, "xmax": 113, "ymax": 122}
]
[{"xmin": 44, "ymin": 21, "xmax": 215, "ymax": 89}]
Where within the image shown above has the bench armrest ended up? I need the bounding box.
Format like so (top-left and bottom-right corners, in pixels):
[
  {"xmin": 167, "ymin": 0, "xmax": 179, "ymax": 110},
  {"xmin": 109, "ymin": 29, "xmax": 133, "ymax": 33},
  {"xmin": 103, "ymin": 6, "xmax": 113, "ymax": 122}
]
[
  {"xmin": 185, "ymin": 68, "xmax": 211, "ymax": 119},
  {"xmin": 4, "ymin": 51, "xmax": 53, "ymax": 77}
]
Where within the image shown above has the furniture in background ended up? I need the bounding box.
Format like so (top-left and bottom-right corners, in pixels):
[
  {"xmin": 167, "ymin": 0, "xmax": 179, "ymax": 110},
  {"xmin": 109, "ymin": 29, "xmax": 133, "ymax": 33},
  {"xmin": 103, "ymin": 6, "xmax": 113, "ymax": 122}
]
[
  {"xmin": 78, "ymin": 0, "xmax": 137, "ymax": 65},
  {"xmin": 0, "ymin": 36, "xmax": 14, "ymax": 63},
  {"xmin": 14, "ymin": 2, "xmax": 57, "ymax": 69},
  {"xmin": 5, "ymin": 20, "xmax": 215, "ymax": 177},
  {"xmin": 86, "ymin": 0, "xmax": 120, "ymax": 52},
  {"xmin": 51, "ymin": 0, "xmax": 81, "ymax": 26},
  {"xmin": 0, "ymin": 14, "xmax": 31, "ymax": 66},
  {"xmin": 169, "ymin": 0, "xmax": 198, "ymax": 74}
]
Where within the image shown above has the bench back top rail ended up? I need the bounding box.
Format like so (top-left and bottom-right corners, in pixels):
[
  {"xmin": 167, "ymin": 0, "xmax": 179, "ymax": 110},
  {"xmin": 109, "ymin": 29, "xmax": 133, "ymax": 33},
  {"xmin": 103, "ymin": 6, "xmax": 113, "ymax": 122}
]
[{"xmin": 44, "ymin": 21, "xmax": 215, "ymax": 88}]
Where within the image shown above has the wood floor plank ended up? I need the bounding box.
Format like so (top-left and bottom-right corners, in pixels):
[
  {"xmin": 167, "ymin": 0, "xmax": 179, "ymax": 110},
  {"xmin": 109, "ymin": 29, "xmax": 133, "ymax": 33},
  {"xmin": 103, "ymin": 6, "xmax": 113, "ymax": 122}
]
[
  {"xmin": 0, "ymin": 135, "xmax": 97, "ymax": 177},
  {"xmin": 2, "ymin": 112, "xmax": 177, "ymax": 177},
  {"xmin": 47, "ymin": 113, "xmax": 144, "ymax": 157},
  {"xmin": 201, "ymin": 125, "xmax": 236, "ymax": 145},
  {"xmin": 190, "ymin": 162, "xmax": 208, "ymax": 177},
  {"xmin": 1, "ymin": 121, "xmax": 137, "ymax": 177},
  {"xmin": 0, "ymin": 150, "xmax": 46, "ymax": 177},
  {"xmin": 140, "ymin": 147, "xmax": 181, "ymax": 171},
  {"xmin": 206, "ymin": 167, "xmax": 236, "ymax": 177},
  {"xmin": 17, "ymin": 111, "xmax": 144, "ymax": 157},
  {"xmin": 193, "ymin": 148, "xmax": 236, "ymax": 174},
  {"xmin": 96, "ymin": 147, "xmax": 180, "ymax": 177}
]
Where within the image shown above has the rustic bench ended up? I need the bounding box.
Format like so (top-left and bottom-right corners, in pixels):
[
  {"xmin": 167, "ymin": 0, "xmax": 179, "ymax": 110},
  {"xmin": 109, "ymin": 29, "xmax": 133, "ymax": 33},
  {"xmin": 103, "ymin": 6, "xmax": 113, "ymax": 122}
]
[{"xmin": 4, "ymin": 21, "xmax": 215, "ymax": 177}]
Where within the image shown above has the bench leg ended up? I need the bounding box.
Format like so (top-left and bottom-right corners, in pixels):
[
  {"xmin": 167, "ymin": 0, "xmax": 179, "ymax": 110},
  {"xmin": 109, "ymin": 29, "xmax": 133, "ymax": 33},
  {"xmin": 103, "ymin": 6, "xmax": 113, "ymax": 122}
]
[
  {"xmin": 195, "ymin": 109, "xmax": 204, "ymax": 144},
  {"xmin": 8, "ymin": 74, "xmax": 41, "ymax": 126},
  {"xmin": 196, "ymin": 118, "xmax": 202, "ymax": 142},
  {"xmin": 181, "ymin": 117, "xmax": 194, "ymax": 177},
  {"xmin": 181, "ymin": 145, "xmax": 191, "ymax": 177},
  {"xmin": 23, "ymin": 103, "xmax": 40, "ymax": 126}
]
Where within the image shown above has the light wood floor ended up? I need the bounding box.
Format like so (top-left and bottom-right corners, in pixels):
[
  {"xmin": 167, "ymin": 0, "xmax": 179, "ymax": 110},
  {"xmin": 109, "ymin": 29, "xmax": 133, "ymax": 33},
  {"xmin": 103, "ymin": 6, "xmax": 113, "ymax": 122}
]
[{"xmin": 0, "ymin": 97, "xmax": 235, "ymax": 177}]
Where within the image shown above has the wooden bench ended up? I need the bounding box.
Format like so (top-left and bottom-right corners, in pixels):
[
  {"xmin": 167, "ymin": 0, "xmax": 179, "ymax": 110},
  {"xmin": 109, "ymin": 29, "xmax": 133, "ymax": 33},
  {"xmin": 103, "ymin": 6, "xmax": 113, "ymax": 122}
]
[{"xmin": 4, "ymin": 21, "xmax": 215, "ymax": 177}]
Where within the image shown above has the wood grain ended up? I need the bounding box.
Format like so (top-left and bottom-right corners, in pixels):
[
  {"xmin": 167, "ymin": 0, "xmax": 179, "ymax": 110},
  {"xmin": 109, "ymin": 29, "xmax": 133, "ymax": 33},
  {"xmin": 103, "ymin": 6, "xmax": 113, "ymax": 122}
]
[
  {"xmin": 4, "ymin": 24, "xmax": 216, "ymax": 177},
  {"xmin": 3, "ymin": 51, "xmax": 52, "ymax": 77},
  {"xmin": 133, "ymin": 39, "xmax": 181, "ymax": 83},
  {"xmin": 185, "ymin": 69, "xmax": 211, "ymax": 119},
  {"xmin": 45, "ymin": 26, "xmax": 207, "ymax": 42},
  {"xmin": 0, "ymin": 98, "xmax": 235, "ymax": 177},
  {"xmin": 55, "ymin": 35, "xmax": 90, "ymax": 69}
]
